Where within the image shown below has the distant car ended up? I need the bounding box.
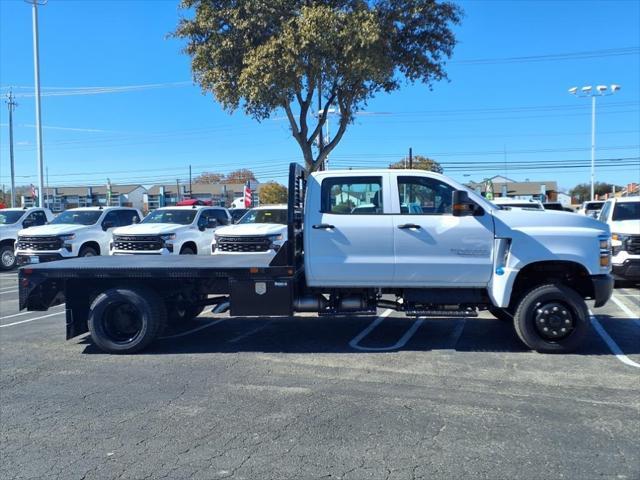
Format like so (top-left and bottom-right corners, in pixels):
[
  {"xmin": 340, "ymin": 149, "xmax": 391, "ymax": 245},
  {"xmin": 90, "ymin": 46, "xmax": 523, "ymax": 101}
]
[
  {"xmin": 492, "ymin": 198, "xmax": 544, "ymax": 211},
  {"xmin": 229, "ymin": 208, "xmax": 248, "ymax": 224},
  {"xmin": 0, "ymin": 207, "xmax": 54, "ymax": 270},
  {"xmin": 578, "ymin": 201, "xmax": 604, "ymax": 218},
  {"xmin": 598, "ymin": 196, "xmax": 640, "ymax": 281},
  {"xmin": 212, "ymin": 204, "xmax": 288, "ymax": 265},
  {"xmin": 543, "ymin": 202, "xmax": 564, "ymax": 211}
]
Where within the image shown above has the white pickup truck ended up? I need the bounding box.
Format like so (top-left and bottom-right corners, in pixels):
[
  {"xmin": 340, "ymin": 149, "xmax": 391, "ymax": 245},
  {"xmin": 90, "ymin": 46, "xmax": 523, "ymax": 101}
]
[
  {"xmin": 111, "ymin": 206, "xmax": 231, "ymax": 255},
  {"xmin": 15, "ymin": 207, "xmax": 141, "ymax": 266},
  {"xmin": 212, "ymin": 204, "xmax": 287, "ymax": 264},
  {"xmin": 0, "ymin": 207, "xmax": 54, "ymax": 270},
  {"xmin": 19, "ymin": 163, "xmax": 613, "ymax": 354},
  {"xmin": 598, "ymin": 196, "xmax": 640, "ymax": 282}
]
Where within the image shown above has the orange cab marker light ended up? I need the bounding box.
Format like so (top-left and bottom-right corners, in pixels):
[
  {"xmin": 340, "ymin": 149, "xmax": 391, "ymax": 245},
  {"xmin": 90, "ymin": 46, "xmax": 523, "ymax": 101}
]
[{"xmin": 250, "ymin": 267, "xmax": 259, "ymax": 274}]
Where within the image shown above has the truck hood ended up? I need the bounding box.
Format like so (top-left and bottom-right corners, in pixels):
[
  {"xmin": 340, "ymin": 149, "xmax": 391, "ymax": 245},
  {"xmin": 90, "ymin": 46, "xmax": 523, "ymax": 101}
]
[
  {"xmin": 17, "ymin": 224, "xmax": 92, "ymax": 237},
  {"xmin": 113, "ymin": 223, "xmax": 190, "ymax": 236},
  {"xmin": 0, "ymin": 224, "xmax": 21, "ymax": 240},
  {"xmin": 608, "ymin": 220, "xmax": 640, "ymax": 235},
  {"xmin": 493, "ymin": 208, "xmax": 608, "ymax": 233},
  {"xmin": 215, "ymin": 223, "xmax": 288, "ymax": 238}
]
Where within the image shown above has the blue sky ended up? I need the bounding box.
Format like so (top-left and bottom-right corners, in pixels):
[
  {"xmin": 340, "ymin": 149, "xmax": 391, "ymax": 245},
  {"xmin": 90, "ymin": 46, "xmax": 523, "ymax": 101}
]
[{"xmin": 1, "ymin": 0, "xmax": 638, "ymax": 193}]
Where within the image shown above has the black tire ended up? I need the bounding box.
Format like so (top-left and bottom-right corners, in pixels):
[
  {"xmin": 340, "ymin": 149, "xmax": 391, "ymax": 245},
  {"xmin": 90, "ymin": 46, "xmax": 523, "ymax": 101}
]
[
  {"xmin": 88, "ymin": 287, "xmax": 167, "ymax": 354},
  {"xmin": 513, "ymin": 283, "xmax": 589, "ymax": 354},
  {"xmin": 180, "ymin": 246, "xmax": 196, "ymax": 255},
  {"xmin": 488, "ymin": 305, "xmax": 514, "ymax": 322},
  {"xmin": 79, "ymin": 246, "xmax": 99, "ymax": 257},
  {"xmin": 0, "ymin": 244, "xmax": 16, "ymax": 271}
]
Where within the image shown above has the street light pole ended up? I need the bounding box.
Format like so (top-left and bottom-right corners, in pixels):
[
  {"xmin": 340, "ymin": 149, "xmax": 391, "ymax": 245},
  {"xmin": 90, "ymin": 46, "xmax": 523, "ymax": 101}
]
[
  {"xmin": 568, "ymin": 84, "xmax": 621, "ymax": 202},
  {"xmin": 26, "ymin": 0, "xmax": 47, "ymax": 207}
]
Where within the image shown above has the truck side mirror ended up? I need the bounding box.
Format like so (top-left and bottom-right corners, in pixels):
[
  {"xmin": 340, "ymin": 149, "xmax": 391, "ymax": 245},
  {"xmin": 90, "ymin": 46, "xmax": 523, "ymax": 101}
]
[
  {"xmin": 22, "ymin": 219, "xmax": 35, "ymax": 228},
  {"xmin": 452, "ymin": 190, "xmax": 475, "ymax": 217},
  {"xmin": 207, "ymin": 218, "xmax": 218, "ymax": 229}
]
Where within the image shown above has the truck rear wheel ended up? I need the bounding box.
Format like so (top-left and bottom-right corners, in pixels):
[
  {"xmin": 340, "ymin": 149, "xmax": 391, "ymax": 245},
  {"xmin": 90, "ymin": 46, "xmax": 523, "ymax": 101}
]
[
  {"xmin": 513, "ymin": 284, "xmax": 589, "ymax": 353},
  {"xmin": 88, "ymin": 287, "xmax": 167, "ymax": 354}
]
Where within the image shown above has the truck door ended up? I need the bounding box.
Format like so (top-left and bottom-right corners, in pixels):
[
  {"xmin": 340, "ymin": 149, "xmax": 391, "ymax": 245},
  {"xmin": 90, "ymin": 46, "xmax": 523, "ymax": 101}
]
[
  {"xmin": 305, "ymin": 175, "xmax": 395, "ymax": 287},
  {"xmin": 392, "ymin": 175, "xmax": 494, "ymax": 286}
]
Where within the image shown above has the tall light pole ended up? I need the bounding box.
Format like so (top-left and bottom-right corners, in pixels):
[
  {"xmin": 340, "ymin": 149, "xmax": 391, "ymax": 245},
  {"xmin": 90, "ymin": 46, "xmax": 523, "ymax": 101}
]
[
  {"xmin": 25, "ymin": 0, "xmax": 47, "ymax": 207},
  {"xmin": 5, "ymin": 89, "xmax": 18, "ymax": 207},
  {"xmin": 568, "ymin": 84, "xmax": 621, "ymax": 201}
]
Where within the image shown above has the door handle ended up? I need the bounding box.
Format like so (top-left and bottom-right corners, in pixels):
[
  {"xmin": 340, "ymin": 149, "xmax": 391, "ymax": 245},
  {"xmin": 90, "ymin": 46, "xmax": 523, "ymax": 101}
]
[
  {"xmin": 312, "ymin": 224, "xmax": 335, "ymax": 229},
  {"xmin": 397, "ymin": 223, "xmax": 421, "ymax": 229}
]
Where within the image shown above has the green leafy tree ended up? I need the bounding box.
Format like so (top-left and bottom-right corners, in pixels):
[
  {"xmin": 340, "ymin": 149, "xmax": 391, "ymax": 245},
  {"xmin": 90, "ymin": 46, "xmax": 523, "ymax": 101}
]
[
  {"xmin": 389, "ymin": 155, "xmax": 443, "ymax": 173},
  {"xmin": 259, "ymin": 181, "xmax": 288, "ymax": 204},
  {"xmin": 174, "ymin": 0, "xmax": 461, "ymax": 172},
  {"xmin": 569, "ymin": 182, "xmax": 622, "ymax": 203}
]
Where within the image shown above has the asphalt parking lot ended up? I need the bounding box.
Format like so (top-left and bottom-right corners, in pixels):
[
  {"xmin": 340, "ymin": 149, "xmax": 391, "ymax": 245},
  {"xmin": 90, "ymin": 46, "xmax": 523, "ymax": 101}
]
[{"xmin": 0, "ymin": 271, "xmax": 638, "ymax": 480}]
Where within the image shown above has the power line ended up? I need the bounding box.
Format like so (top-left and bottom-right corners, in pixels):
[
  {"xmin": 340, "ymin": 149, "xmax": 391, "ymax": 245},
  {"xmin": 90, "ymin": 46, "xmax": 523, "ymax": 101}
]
[{"xmin": 452, "ymin": 46, "xmax": 640, "ymax": 65}]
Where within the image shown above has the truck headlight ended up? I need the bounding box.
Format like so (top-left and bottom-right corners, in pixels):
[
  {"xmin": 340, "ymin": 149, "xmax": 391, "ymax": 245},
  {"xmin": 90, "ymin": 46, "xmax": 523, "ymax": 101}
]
[
  {"xmin": 599, "ymin": 235, "xmax": 611, "ymax": 268},
  {"xmin": 59, "ymin": 233, "xmax": 76, "ymax": 241},
  {"xmin": 267, "ymin": 234, "xmax": 284, "ymax": 251},
  {"xmin": 267, "ymin": 234, "xmax": 284, "ymax": 242},
  {"xmin": 160, "ymin": 233, "xmax": 176, "ymax": 241}
]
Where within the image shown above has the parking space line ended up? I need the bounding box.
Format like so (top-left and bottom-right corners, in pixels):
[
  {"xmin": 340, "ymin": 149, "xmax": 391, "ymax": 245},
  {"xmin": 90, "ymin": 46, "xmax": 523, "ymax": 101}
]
[
  {"xmin": 349, "ymin": 309, "xmax": 424, "ymax": 351},
  {"xmin": 159, "ymin": 318, "xmax": 227, "ymax": 340},
  {"xmin": 0, "ymin": 289, "xmax": 18, "ymax": 294},
  {"xmin": 436, "ymin": 318, "xmax": 467, "ymax": 350},
  {"xmin": 228, "ymin": 321, "xmax": 272, "ymax": 343},
  {"xmin": 589, "ymin": 313, "xmax": 640, "ymax": 369},
  {"xmin": 0, "ymin": 311, "xmax": 64, "ymax": 328},
  {"xmin": 0, "ymin": 305, "xmax": 64, "ymax": 321},
  {"xmin": 610, "ymin": 295, "xmax": 640, "ymax": 328}
]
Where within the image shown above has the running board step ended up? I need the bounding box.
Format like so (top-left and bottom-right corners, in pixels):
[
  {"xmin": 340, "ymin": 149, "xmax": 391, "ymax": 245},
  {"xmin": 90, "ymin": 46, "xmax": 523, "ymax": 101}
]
[{"xmin": 405, "ymin": 310, "xmax": 478, "ymax": 317}]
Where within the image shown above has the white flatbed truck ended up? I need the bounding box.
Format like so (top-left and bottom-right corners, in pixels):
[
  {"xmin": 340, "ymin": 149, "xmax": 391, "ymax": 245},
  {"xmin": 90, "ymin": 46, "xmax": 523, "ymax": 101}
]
[{"xmin": 19, "ymin": 164, "xmax": 613, "ymax": 354}]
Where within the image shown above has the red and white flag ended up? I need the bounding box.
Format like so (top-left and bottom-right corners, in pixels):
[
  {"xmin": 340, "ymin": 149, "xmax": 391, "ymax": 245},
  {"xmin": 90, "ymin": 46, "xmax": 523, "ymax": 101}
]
[
  {"xmin": 244, "ymin": 181, "xmax": 252, "ymax": 207},
  {"xmin": 31, "ymin": 184, "xmax": 37, "ymax": 199}
]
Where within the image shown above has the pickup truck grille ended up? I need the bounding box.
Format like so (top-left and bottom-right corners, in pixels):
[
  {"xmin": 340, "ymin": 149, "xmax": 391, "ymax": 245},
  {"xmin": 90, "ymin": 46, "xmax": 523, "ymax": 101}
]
[
  {"xmin": 216, "ymin": 236, "xmax": 271, "ymax": 253},
  {"xmin": 113, "ymin": 235, "xmax": 163, "ymax": 251},
  {"xmin": 17, "ymin": 236, "xmax": 63, "ymax": 251},
  {"xmin": 626, "ymin": 235, "xmax": 640, "ymax": 255}
]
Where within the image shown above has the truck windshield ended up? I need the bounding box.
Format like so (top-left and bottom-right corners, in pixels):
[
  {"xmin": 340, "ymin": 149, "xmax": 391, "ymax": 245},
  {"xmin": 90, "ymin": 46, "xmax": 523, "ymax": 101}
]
[
  {"xmin": 142, "ymin": 209, "xmax": 197, "ymax": 225},
  {"xmin": 612, "ymin": 202, "xmax": 640, "ymax": 221},
  {"xmin": 0, "ymin": 211, "xmax": 24, "ymax": 225},
  {"xmin": 584, "ymin": 202, "xmax": 604, "ymax": 210},
  {"xmin": 238, "ymin": 209, "xmax": 287, "ymax": 225},
  {"xmin": 50, "ymin": 211, "xmax": 102, "ymax": 225}
]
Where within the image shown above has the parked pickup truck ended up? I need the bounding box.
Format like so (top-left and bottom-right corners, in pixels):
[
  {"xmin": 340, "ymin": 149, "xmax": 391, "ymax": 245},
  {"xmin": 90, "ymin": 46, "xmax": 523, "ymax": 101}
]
[
  {"xmin": 110, "ymin": 206, "xmax": 231, "ymax": 255},
  {"xmin": 598, "ymin": 196, "xmax": 640, "ymax": 281},
  {"xmin": 19, "ymin": 164, "xmax": 613, "ymax": 354},
  {"xmin": 212, "ymin": 204, "xmax": 287, "ymax": 264},
  {"xmin": 0, "ymin": 207, "xmax": 53, "ymax": 270},
  {"xmin": 15, "ymin": 207, "xmax": 141, "ymax": 266}
]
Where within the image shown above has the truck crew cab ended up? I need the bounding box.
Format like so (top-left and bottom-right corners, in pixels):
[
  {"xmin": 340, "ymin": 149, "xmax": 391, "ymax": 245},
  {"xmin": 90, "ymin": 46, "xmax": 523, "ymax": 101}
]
[
  {"xmin": 19, "ymin": 164, "xmax": 613, "ymax": 355},
  {"xmin": 15, "ymin": 207, "xmax": 141, "ymax": 265},
  {"xmin": 110, "ymin": 206, "xmax": 231, "ymax": 256},
  {"xmin": 0, "ymin": 207, "xmax": 53, "ymax": 270}
]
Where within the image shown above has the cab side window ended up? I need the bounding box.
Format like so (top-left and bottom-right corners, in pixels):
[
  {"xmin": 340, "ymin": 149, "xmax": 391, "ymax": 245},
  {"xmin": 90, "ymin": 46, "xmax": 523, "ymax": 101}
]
[
  {"xmin": 198, "ymin": 210, "xmax": 220, "ymax": 229},
  {"xmin": 321, "ymin": 177, "xmax": 383, "ymax": 215},
  {"xmin": 102, "ymin": 211, "xmax": 119, "ymax": 228},
  {"xmin": 117, "ymin": 210, "xmax": 139, "ymax": 226},
  {"xmin": 397, "ymin": 176, "xmax": 455, "ymax": 215},
  {"xmin": 26, "ymin": 210, "xmax": 48, "ymax": 226},
  {"xmin": 211, "ymin": 209, "xmax": 230, "ymax": 226}
]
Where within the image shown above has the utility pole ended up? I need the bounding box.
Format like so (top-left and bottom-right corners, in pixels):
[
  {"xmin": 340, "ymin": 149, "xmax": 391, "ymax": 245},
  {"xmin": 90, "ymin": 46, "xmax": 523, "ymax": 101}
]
[
  {"xmin": 409, "ymin": 147, "xmax": 413, "ymax": 169},
  {"xmin": 6, "ymin": 89, "xmax": 17, "ymax": 207},
  {"xmin": 26, "ymin": 0, "xmax": 47, "ymax": 207},
  {"xmin": 176, "ymin": 179, "xmax": 181, "ymax": 203},
  {"xmin": 189, "ymin": 165, "xmax": 192, "ymax": 198}
]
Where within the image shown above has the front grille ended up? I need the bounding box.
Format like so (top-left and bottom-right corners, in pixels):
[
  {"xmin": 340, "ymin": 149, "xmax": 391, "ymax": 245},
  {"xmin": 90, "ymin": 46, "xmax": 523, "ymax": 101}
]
[
  {"xmin": 216, "ymin": 235, "xmax": 271, "ymax": 253},
  {"xmin": 113, "ymin": 235, "xmax": 162, "ymax": 251},
  {"xmin": 626, "ymin": 235, "xmax": 640, "ymax": 255},
  {"xmin": 17, "ymin": 236, "xmax": 62, "ymax": 251}
]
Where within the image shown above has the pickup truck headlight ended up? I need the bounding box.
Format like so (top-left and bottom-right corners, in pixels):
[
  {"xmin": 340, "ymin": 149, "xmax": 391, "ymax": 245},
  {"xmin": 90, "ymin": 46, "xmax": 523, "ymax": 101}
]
[
  {"xmin": 160, "ymin": 233, "xmax": 176, "ymax": 241},
  {"xmin": 611, "ymin": 233, "xmax": 627, "ymax": 255},
  {"xmin": 59, "ymin": 233, "xmax": 76, "ymax": 241},
  {"xmin": 267, "ymin": 234, "xmax": 284, "ymax": 242}
]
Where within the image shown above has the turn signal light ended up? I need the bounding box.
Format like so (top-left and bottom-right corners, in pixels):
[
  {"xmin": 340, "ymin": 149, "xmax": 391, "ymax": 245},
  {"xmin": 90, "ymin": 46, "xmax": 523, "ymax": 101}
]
[{"xmin": 600, "ymin": 255, "xmax": 610, "ymax": 267}]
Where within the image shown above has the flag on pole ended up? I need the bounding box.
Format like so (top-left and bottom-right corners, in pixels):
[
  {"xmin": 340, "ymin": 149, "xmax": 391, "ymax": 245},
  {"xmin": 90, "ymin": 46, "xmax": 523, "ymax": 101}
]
[
  {"xmin": 106, "ymin": 178, "xmax": 112, "ymax": 205},
  {"xmin": 30, "ymin": 184, "xmax": 37, "ymax": 201},
  {"xmin": 243, "ymin": 181, "xmax": 252, "ymax": 208}
]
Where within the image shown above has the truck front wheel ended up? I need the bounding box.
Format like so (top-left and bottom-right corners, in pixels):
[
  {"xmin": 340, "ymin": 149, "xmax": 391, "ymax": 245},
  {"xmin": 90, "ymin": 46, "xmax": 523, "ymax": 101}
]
[
  {"xmin": 88, "ymin": 287, "xmax": 167, "ymax": 354},
  {"xmin": 0, "ymin": 244, "xmax": 16, "ymax": 270},
  {"xmin": 513, "ymin": 284, "xmax": 589, "ymax": 353}
]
